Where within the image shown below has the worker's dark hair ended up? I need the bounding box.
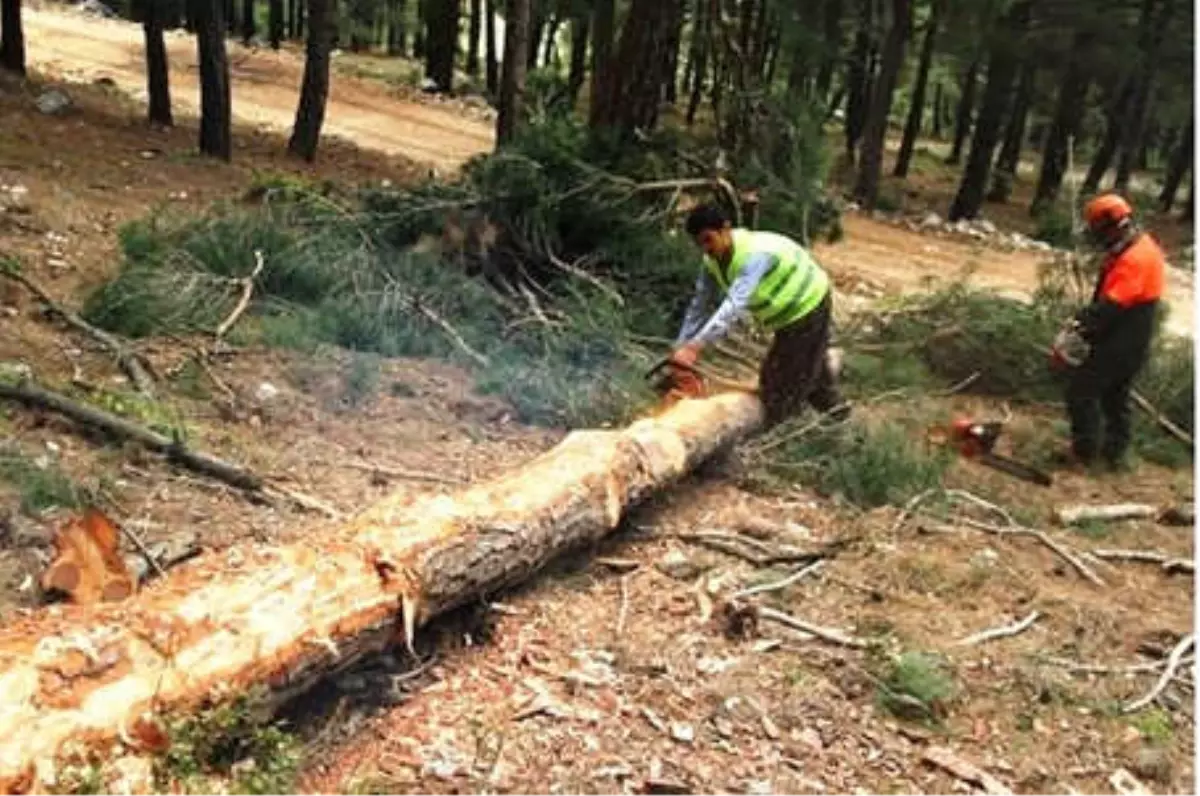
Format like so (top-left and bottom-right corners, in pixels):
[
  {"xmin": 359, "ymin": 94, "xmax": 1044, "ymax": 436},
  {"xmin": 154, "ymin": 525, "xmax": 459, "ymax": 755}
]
[{"xmin": 685, "ymin": 203, "xmax": 731, "ymax": 237}]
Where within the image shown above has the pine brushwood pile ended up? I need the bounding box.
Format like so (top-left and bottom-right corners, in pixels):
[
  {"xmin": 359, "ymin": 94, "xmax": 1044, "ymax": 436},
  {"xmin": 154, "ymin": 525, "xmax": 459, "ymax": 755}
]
[{"xmin": 0, "ymin": 392, "xmax": 761, "ymax": 792}]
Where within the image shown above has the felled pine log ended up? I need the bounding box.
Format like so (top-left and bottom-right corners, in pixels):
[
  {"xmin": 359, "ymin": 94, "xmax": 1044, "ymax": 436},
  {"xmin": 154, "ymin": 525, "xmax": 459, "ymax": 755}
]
[{"xmin": 0, "ymin": 391, "xmax": 762, "ymax": 792}]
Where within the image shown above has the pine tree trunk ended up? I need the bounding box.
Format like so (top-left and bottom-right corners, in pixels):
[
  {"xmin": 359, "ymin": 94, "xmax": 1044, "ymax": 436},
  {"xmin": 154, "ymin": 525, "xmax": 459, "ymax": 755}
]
[
  {"xmin": 1113, "ymin": 76, "xmax": 1154, "ymax": 192},
  {"xmin": 990, "ymin": 60, "xmax": 1034, "ymax": 199},
  {"xmin": 413, "ymin": 0, "xmax": 425, "ymax": 57},
  {"xmin": 815, "ymin": 0, "xmax": 842, "ymax": 103},
  {"xmin": 663, "ymin": 0, "xmax": 684, "ymax": 104},
  {"xmin": 567, "ymin": 11, "xmax": 589, "ymax": 103},
  {"xmin": 242, "ymin": 0, "xmax": 256, "ymax": 43},
  {"xmin": 1158, "ymin": 118, "xmax": 1193, "ymax": 212},
  {"xmin": 1181, "ymin": 171, "xmax": 1194, "ymax": 221},
  {"xmin": 0, "ymin": 393, "xmax": 763, "ymax": 794},
  {"xmin": 685, "ymin": 0, "xmax": 707, "ymax": 126},
  {"xmin": 527, "ymin": 2, "xmax": 544, "ymax": 70},
  {"xmin": 424, "ymin": 0, "xmax": 460, "ymax": 93},
  {"xmin": 466, "ymin": 0, "xmax": 482, "ymax": 76},
  {"xmin": 0, "ymin": 0, "xmax": 25, "ymax": 75},
  {"xmin": 946, "ymin": 58, "xmax": 978, "ymax": 165},
  {"xmin": 1082, "ymin": 78, "xmax": 1136, "ymax": 195},
  {"xmin": 288, "ymin": 0, "xmax": 334, "ymax": 161},
  {"xmin": 225, "ymin": 0, "xmax": 235, "ymax": 32},
  {"xmin": 894, "ymin": 0, "xmax": 939, "ymax": 178},
  {"xmin": 948, "ymin": 1, "xmax": 1030, "ymax": 221},
  {"xmin": 1031, "ymin": 31, "xmax": 1091, "ymax": 213},
  {"xmin": 287, "ymin": 0, "xmax": 297, "ymax": 38},
  {"xmin": 542, "ymin": 14, "xmax": 560, "ymax": 67},
  {"xmin": 485, "ymin": 0, "xmax": 498, "ymax": 95},
  {"xmin": 388, "ymin": 0, "xmax": 407, "ymax": 55},
  {"xmin": 844, "ymin": 0, "xmax": 873, "ymax": 161},
  {"xmin": 194, "ymin": 0, "xmax": 233, "ymax": 161},
  {"xmin": 931, "ymin": 80, "xmax": 943, "ymax": 138},
  {"xmin": 588, "ymin": 0, "xmax": 616, "ymax": 128},
  {"xmin": 497, "ymin": 0, "xmax": 531, "ymax": 145},
  {"xmin": 592, "ymin": 0, "xmax": 681, "ymax": 138},
  {"xmin": 854, "ymin": 0, "xmax": 911, "ymax": 206},
  {"xmin": 269, "ymin": 0, "xmax": 284, "ymax": 47},
  {"xmin": 143, "ymin": 1, "xmax": 174, "ymax": 127}
]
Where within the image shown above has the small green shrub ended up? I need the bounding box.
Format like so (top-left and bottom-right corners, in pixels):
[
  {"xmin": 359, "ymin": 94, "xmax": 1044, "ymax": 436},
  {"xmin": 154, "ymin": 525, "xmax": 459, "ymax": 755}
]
[
  {"xmin": 0, "ymin": 449, "xmax": 82, "ymax": 516},
  {"xmin": 875, "ymin": 651, "xmax": 957, "ymax": 723},
  {"xmin": 1032, "ymin": 203, "xmax": 1076, "ymax": 248},
  {"xmin": 1128, "ymin": 707, "xmax": 1175, "ymax": 746}
]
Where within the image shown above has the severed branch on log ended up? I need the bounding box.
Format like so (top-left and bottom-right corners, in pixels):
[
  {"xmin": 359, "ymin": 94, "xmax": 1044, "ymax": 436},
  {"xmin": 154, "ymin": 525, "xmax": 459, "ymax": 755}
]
[
  {"xmin": 0, "ymin": 391, "xmax": 766, "ymax": 789},
  {"xmin": 1, "ymin": 268, "xmax": 157, "ymax": 397},
  {"xmin": 955, "ymin": 610, "xmax": 1041, "ymax": 647}
]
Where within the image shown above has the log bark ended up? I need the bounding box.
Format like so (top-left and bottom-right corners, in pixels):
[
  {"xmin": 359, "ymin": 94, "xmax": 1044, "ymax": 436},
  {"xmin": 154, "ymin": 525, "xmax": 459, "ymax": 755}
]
[
  {"xmin": 0, "ymin": 392, "xmax": 763, "ymax": 788},
  {"xmin": 1054, "ymin": 503, "xmax": 1158, "ymax": 526}
]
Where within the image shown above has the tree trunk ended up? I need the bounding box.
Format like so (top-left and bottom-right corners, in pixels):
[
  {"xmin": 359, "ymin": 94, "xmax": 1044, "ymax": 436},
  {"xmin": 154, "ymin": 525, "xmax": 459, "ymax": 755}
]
[
  {"xmin": 995, "ymin": 62, "xmax": 1033, "ymax": 174},
  {"xmin": 0, "ymin": 0, "xmax": 25, "ymax": 75},
  {"xmin": 587, "ymin": 0, "xmax": 616, "ymax": 128},
  {"xmin": 269, "ymin": 0, "xmax": 283, "ymax": 47},
  {"xmin": 466, "ymin": 0, "xmax": 482, "ymax": 76},
  {"xmin": 1159, "ymin": 118, "xmax": 1193, "ymax": 212},
  {"xmin": 194, "ymin": 0, "xmax": 233, "ymax": 161},
  {"xmin": 287, "ymin": 0, "xmax": 297, "ymax": 38},
  {"xmin": 542, "ymin": 14, "xmax": 560, "ymax": 67},
  {"xmin": 815, "ymin": 0, "xmax": 842, "ymax": 103},
  {"xmin": 527, "ymin": 1, "xmax": 544, "ymax": 69},
  {"xmin": 946, "ymin": 57, "xmax": 978, "ymax": 165},
  {"xmin": 242, "ymin": 0, "xmax": 256, "ymax": 44},
  {"xmin": 497, "ymin": 0, "xmax": 531, "ymax": 145},
  {"xmin": 947, "ymin": 1, "xmax": 1030, "ymax": 221},
  {"xmin": 288, "ymin": 0, "xmax": 335, "ymax": 162},
  {"xmin": 143, "ymin": 0, "xmax": 174, "ymax": 127},
  {"xmin": 894, "ymin": 0, "xmax": 939, "ymax": 178},
  {"xmin": 424, "ymin": 0, "xmax": 460, "ymax": 93},
  {"xmin": 931, "ymin": 80, "xmax": 943, "ymax": 138},
  {"xmin": 685, "ymin": 0, "xmax": 707, "ymax": 126},
  {"xmin": 854, "ymin": 0, "xmax": 911, "ymax": 206},
  {"xmin": 225, "ymin": 0, "xmax": 235, "ymax": 32},
  {"xmin": 591, "ymin": 0, "xmax": 682, "ymax": 139},
  {"xmin": 567, "ymin": 11, "xmax": 589, "ymax": 104},
  {"xmin": 1113, "ymin": 76, "xmax": 1155, "ymax": 192},
  {"xmin": 0, "ymin": 393, "xmax": 765, "ymax": 793},
  {"xmin": 1181, "ymin": 172, "xmax": 1194, "ymax": 221},
  {"xmin": 413, "ymin": 0, "xmax": 425, "ymax": 57},
  {"xmin": 1082, "ymin": 78, "xmax": 1136, "ymax": 195},
  {"xmin": 484, "ymin": 0, "xmax": 498, "ymax": 95},
  {"xmin": 388, "ymin": 0, "xmax": 407, "ymax": 55},
  {"xmin": 663, "ymin": 0, "xmax": 684, "ymax": 104},
  {"xmin": 1031, "ymin": 31, "xmax": 1091, "ymax": 213},
  {"xmin": 844, "ymin": 0, "xmax": 873, "ymax": 161}
]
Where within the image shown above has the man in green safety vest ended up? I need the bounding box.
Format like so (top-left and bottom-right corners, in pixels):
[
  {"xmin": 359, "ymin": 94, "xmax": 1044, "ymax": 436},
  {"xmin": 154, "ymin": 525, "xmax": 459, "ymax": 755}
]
[{"xmin": 669, "ymin": 203, "xmax": 848, "ymax": 428}]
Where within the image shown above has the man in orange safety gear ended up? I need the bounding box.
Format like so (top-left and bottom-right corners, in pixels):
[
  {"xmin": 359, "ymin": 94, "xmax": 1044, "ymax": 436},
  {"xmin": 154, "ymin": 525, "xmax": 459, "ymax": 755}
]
[{"xmin": 1060, "ymin": 193, "xmax": 1165, "ymax": 468}]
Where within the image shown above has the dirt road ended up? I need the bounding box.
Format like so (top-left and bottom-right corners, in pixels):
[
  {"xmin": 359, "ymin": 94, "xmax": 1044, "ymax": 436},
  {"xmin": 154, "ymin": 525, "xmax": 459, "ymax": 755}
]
[
  {"xmin": 23, "ymin": 5, "xmax": 1193, "ymax": 336},
  {"xmin": 23, "ymin": 5, "xmax": 494, "ymax": 170}
]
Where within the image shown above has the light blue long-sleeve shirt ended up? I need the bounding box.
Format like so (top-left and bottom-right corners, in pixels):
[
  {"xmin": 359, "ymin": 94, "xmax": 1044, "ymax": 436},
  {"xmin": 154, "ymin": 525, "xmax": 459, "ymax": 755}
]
[{"xmin": 675, "ymin": 253, "xmax": 774, "ymax": 345}]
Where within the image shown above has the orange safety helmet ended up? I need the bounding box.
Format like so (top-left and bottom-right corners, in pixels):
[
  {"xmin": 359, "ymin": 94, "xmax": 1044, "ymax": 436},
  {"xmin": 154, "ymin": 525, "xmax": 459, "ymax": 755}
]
[{"xmin": 1083, "ymin": 193, "xmax": 1134, "ymax": 231}]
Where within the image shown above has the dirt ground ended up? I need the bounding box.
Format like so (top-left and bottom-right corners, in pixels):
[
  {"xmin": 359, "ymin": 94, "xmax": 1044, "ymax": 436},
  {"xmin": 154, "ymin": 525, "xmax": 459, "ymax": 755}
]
[{"xmin": 0, "ymin": 5, "xmax": 1195, "ymax": 795}]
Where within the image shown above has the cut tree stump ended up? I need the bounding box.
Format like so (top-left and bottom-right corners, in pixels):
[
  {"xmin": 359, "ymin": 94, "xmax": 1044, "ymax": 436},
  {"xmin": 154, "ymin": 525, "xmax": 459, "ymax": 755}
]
[{"xmin": 0, "ymin": 392, "xmax": 763, "ymax": 790}]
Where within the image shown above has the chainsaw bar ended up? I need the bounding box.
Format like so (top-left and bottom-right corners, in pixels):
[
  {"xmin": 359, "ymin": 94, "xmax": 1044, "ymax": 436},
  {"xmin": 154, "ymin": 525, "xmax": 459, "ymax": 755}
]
[{"xmin": 978, "ymin": 452, "xmax": 1053, "ymax": 487}]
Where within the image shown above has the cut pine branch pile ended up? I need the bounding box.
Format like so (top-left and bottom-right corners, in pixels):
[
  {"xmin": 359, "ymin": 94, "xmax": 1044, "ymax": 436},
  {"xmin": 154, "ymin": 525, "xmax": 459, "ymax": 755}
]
[{"xmin": 0, "ymin": 392, "xmax": 762, "ymax": 790}]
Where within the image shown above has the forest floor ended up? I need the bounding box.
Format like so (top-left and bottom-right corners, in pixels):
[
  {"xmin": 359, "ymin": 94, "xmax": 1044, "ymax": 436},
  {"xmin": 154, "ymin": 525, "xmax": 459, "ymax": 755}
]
[{"xmin": 0, "ymin": 5, "xmax": 1195, "ymax": 795}]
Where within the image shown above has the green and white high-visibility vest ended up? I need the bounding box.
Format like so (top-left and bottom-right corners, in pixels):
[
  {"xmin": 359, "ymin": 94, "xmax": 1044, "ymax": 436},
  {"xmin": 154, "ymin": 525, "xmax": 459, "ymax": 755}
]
[{"xmin": 704, "ymin": 228, "xmax": 830, "ymax": 331}]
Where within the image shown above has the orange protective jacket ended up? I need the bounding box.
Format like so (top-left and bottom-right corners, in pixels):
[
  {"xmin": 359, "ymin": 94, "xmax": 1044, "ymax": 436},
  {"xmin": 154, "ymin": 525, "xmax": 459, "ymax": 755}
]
[{"xmin": 1075, "ymin": 231, "xmax": 1164, "ymax": 365}]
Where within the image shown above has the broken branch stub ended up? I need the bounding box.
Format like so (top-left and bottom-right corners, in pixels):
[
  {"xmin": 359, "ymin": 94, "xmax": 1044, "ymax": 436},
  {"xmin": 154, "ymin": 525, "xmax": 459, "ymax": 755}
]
[{"xmin": 0, "ymin": 392, "xmax": 763, "ymax": 789}]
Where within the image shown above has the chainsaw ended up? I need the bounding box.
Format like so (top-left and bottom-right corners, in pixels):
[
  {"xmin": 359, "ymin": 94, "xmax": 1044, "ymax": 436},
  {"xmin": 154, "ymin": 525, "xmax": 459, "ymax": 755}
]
[
  {"xmin": 645, "ymin": 358, "xmax": 709, "ymax": 405},
  {"xmin": 929, "ymin": 416, "xmax": 1053, "ymax": 487}
]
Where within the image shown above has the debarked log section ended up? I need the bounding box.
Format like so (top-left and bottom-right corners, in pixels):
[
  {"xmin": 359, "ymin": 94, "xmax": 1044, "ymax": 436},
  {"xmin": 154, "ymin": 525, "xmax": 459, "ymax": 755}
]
[{"xmin": 0, "ymin": 392, "xmax": 762, "ymax": 791}]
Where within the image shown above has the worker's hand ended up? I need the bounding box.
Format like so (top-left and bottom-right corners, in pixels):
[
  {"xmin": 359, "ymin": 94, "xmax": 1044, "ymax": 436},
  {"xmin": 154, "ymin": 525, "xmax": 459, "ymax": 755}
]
[{"xmin": 669, "ymin": 341, "xmax": 703, "ymax": 370}]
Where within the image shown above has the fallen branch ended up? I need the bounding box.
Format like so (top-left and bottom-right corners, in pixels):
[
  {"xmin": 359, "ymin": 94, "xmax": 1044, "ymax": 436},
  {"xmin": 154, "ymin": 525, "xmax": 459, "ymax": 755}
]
[
  {"xmin": 950, "ymin": 516, "xmax": 1107, "ymax": 588},
  {"xmin": 546, "ymin": 250, "xmax": 625, "ymax": 307},
  {"xmin": 1055, "ymin": 504, "xmax": 1158, "ymax": 526},
  {"xmin": 921, "ymin": 746, "xmax": 1013, "ymax": 795},
  {"xmin": 955, "ymin": 611, "xmax": 1041, "ymax": 647},
  {"xmin": 1129, "ymin": 390, "xmax": 1194, "ymax": 449},
  {"xmin": 674, "ymin": 531, "xmax": 822, "ymax": 567},
  {"xmin": 214, "ymin": 250, "xmax": 265, "ymax": 341},
  {"xmin": 1090, "ymin": 548, "xmax": 1194, "ymax": 575},
  {"xmin": 1122, "ymin": 633, "xmax": 1195, "ymax": 714},
  {"xmin": 0, "ymin": 378, "xmax": 261, "ymax": 491},
  {"xmin": 730, "ymin": 561, "xmax": 824, "ymax": 601},
  {"xmin": 1, "ymin": 268, "xmax": 156, "ymax": 397},
  {"xmin": 1043, "ymin": 654, "xmax": 1195, "ymax": 676},
  {"xmin": 754, "ymin": 605, "xmax": 867, "ymax": 649},
  {"xmin": 263, "ymin": 484, "xmax": 342, "ymax": 519},
  {"xmin": 412, "ymin": 300, "xmax": 490, "ymax": 367}
]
